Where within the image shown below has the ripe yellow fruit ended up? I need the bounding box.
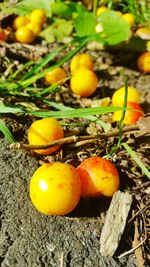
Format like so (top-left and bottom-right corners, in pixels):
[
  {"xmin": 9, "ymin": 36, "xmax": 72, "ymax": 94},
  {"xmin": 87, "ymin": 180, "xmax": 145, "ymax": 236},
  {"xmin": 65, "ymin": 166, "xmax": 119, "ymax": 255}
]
[
  {"xmin": 97, "ymin": 6, "xmax": 108, "ymax": 16},
  {"xmin": 27, "ymin": 22, "xmax": 42, "ymax": 36},
  {"xmin": 70, "ymin": 68, "xmax": 98, "ymax": 97},
  {"xmin": 135, "ymin": 27, "xmax": 150, "ymax": 40},
  {"xmin": 29, "ymin": 9, "xmax": 46, "ymax": 26},
  {"xmin": 112, "ymin": 86, "xmax": 141, "ymax": 106},
  {"xmin": 70, "ymin": 53, "xmax": 94, "ymax": 74},
  {"xmin": 45, "ymin": 67, "xmax": 66, "ymax": 85},
  {"xmin": 122, "ymin": 13, "xmax": 135, "ymax": 27},
  {"xmin": 137, "ymin": 52, "xmax": 150, "ymax": 73},
  {"xmin": 15, "ymin": 26, "xmax": 35, "ymax": 43},
  {"xmin": 28, "ymin": 118, "xmax": 64, "ymax": 155},
  {"xmin": 13, "ymin": 16, "xmax": 29, "ymax": 30},
  {"xmin": 30, "ymin": 162, "xmax": 81, "ymax": 215}
]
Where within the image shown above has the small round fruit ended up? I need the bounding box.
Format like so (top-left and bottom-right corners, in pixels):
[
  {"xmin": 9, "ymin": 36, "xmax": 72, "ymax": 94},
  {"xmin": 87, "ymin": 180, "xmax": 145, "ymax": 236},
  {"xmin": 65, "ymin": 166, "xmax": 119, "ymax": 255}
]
[
  {"xmin": 70, "ymin": 68, "xmax": 98, "ymax": 97},
  {"xmin": 77, "ymin": 156, "xmax": 120, "ymax": 198},
  {"xmin": 45, "ymin": 67, "xmax": 66, "ymax": 85},
  {"xmin": 97, "ymin": 6, "xmax": 108, "ymax": 16},
  {"xmin": 13, "ymin": 16, "xmax": 29, "ymax": 30},
  {"xmin": 0, "ymin": 28, "xmax": 7, "ymax": 41},
  {"xmin": 15, "ymin": 26, "xmax": 35, "ymax": 43},
  {"xmin": 122, "ymin": 13, "xmax": 135, "ymax": 27},
  {"xmin": 70, "ymin": 53, "xmax": 94, "ymax": 74},
  {"xmin": 27, "ymin": 22, "xmax": 42, "ymax": 36},
  {"xmin": 137, "ymin": 52, "xmax": 150, "ymax": 73},
  {"xmin": 29, "ymin": 9, "xmax": 46, "ymax": 26},
  {"xmin": 112, "ymin": 86, "xmax": 141, "ymax": 106},
  {"xmin": 30, "ymin": 162, "xmax": 81, "ymax": 215},
  {"xmin": 135, "ymin": 27, "xmax": 150, "ymax": 40},
  {"xmin": 113, "ymin": 102, "xmax": 144, "ymax": 125},
  {"xmin": 28, "ymin": 118, "xmax": 64, "ymax": 155}
]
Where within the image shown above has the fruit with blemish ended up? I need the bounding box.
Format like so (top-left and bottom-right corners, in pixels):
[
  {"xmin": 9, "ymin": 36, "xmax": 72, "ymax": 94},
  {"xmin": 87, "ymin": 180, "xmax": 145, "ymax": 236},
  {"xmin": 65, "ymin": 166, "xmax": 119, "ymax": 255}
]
[
  {"xmin": 30, "ymin": 162, "xmax": 81, "ymax": 215},
  {"xmin": 77, "ymin": 156, "xmax": 120, "ymax": 198},
  {"xmin": 28, "ymin": 118, "xmax": 64, "ymax": 155},
  {"xmin": 112, "ymin": 102, "xmax": 144, "ymax": 124}
]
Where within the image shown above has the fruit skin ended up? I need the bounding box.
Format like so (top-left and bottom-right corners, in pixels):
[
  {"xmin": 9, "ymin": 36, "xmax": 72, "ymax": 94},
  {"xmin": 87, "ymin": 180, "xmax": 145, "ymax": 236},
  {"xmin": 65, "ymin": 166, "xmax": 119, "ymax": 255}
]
[
  {"xmin": 70, "ymin": 68, "xmax": 98, "ymax": 97},
  {"xmin": 96, "ymin": 6, "xmax": 108, "ymax": 16},
  {"xmin": 27, "ymin": 22, "xmax": 42, "ymax": 36},
  {"xmin": 30, "ymin": 162, "xmax": 81, "ymax": 215},
  {"xmin": 77, "ymin": 156, "xmax": 120, "ymax": 198},
  {"xmin": 29, "ymin": 9, "xmax": 46, "ymax": 26},
  {"xmin": 137, "ymin": 52, "xmax": 150, "ymax": 73},
  {"xmin": 122, "ymin": 13, "xmax": 135, "ymax": 27},
  {"xmin": 28, "ymin": 118, "xmax": 64, "ymax": 155},
  {"xmin": 15, "ymin": 26, "xmax": 35, "ymax": 43},
  {"xmin": 112, "ymin": 86, "xmax": 140, "ymax": 107},
  {"xmin": 135, "ymin": 27, "xmax": 150, "ymax": 40},
  {"xmin": 0, "ymin": 28, "xmax": 7, "ymax": 41},
  {"xmin": 13, "ymin": 16, "xmax": 29, "ymax": 30},
  {"xmin": 45, "ymin": 67, "xmax": 66, "ymax": 85},
  {"xmin": 70, "ymin": 53, "xmax": 94, "ymax": 74},
  {"xmin": 113, "ymin": 102, "xmax": 144, "ymax": 125}
]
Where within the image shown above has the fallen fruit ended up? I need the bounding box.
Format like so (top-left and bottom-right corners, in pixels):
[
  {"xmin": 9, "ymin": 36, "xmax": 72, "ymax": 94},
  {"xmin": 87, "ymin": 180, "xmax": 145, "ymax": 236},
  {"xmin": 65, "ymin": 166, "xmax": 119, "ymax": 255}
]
[
  {"xmin": 13, "ymin": 16, "xmax": 29, "ymax": 30},
  {"xmin": 137, "ymin": 52, "xmax": 150, "ymax": 73},
  {"xmin": 96, "ymin": 6, "xmax": 108, "ymax": 16},
  {"xmin": 113, "ymin": 102, "xmax": 144, "ymax": 124},
  {"xmin": 28, "ymin": 118, "xmax": 64, "ymax": 155},
  {"xmin": 70, "ymin": 68, "xmax": 98, "ymax": 97},
  {"xmin": 77, "ymin": 156, "xmax": 120, "ymax": 198},
  {"xmin": 30, "ymin": 162, "xmax": 81, "ymax": 215},
  {"xmin": 0, "ymin": 28, "xmax": 7, "ymax": 41},
  {"xmin": 29, "ymin": 9, "xmax": 46, "ymax": 26},
  {"xmin": 122, "ymin": 13, "xmax": 135, "ymax": 27},
  {"xmin": 27, "ymin": 22, "xmax": 42, "ymax": 36},
  {"xmin": 15, "ymin": 26, "xmax": 35, "ymax": 43},
  {"xmin": 45, "ymin": 67, "xmax": 66, "ymax": 85},
  {"xmin": 70, "ymin": 53, "xmax": 94, "ymax": 74},
  {"xmin": 112, "ymin": 86, "xmax": 141, "ymax": 106},
  {"xmin": 135, "ymin": 27, "xmax": 150, "ymax": 40}
]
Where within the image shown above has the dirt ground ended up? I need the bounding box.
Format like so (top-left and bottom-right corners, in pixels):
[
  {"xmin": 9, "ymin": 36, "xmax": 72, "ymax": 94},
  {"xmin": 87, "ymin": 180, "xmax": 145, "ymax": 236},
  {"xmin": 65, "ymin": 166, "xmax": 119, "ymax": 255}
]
[{"xmin": 0, "ymin": 44, "xmax": 150, "ymax": 267}]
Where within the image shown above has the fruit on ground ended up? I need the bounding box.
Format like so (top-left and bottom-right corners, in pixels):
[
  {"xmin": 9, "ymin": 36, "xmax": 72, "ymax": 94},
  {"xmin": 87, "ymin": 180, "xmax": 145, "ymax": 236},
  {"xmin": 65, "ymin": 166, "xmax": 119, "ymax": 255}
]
[
  {"xmin": 113, "ymin": 102, "xmax": 144, "ymax": 124},
  {"xmin": 135, "ymin": 27, "xmax": 150, "ymax": 40},
  {"xmin": 45, "ymin": 67, "xmax": 66, "ymax": 85},
  {"xmin": 70, "ymin": 68, "xmax": 98, "ymax": 97},
  {"xmin": 28, "ymin": 118, "xmax": 64, "ymax": 155},
  {"xmin": 13, "ymin": 16, "xmax": 29, "ymax": 30},
  {"xmin": 15, "ymin": 26, "xmax": 35, "ymax": 43},
  {"xmin": 137, "ymin": 52, "xmax": 150, "ymax": 73},
  {"xmin": 30, "ymin": 162, "xmax": 81, "ymax": 215},
  {"xmin": 112, "ymin": 86, "xmax": 141, "ymax": 106},
  {"xmin": 122, "ymin": 13, "xmax": 135, "ymax": 27},
  {"xmin": 27, "ymin": 22, "xmax": 42, "ymax": 36},
  {"xmin": 0, "ymin": 28, "xmax": 7, "ymax": 41},
  {"xmin": 77, "ymin": 156, "xmax": 120, "ymax": 198},
  {"xmin": 70, "ymin": 53, "xmax": 94, "ymax": 74},
  {"xmin": 29, "ymin": 9, "xmax": 46, "ymax": 26},
  {"xmin": 96, "ymin": 6, "xmax": 108, "ymax": 16}
]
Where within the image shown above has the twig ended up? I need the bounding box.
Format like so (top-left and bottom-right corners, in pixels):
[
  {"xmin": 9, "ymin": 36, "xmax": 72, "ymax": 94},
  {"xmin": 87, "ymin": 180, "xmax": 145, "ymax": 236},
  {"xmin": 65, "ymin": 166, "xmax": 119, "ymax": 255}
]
[
  {"xmin": 10, "ymin": 125, "xmax": 139, "ymax": 151},
  {"xmin": 60, "ymin": 252, "xmax": 64, "ymax": 267}
]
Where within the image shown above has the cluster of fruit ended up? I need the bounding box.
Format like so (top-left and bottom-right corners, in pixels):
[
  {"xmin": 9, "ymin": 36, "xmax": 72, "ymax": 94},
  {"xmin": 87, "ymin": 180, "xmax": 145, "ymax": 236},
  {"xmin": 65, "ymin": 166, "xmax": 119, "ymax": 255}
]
[
  {"xmin": 30, "ymin": 156, "xmax": 120, "ymax": 216},
  {"xmin": 112, "ymin": 86, "xmax": 144, "ymax": 125},
  {"xmin": 13, "ymin": 9, "xmax": 46, "ymax": 44},
  {"xmin": 45, "ymin": 53, "xmax": 98, "ymax": 97}
]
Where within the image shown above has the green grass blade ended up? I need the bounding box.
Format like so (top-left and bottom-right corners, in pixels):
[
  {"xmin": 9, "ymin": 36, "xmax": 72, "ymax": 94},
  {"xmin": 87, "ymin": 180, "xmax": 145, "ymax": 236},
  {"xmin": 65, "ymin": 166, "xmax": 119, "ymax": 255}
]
[
  {"xmin": 0, "ymin": 119, "xmax": 15, "ymax": 144},
  {"xmin": 122, "ymin": 142, "xmax": 150, "ymax": 179},
  {"xmin": 0, "ymin": 105, "xmax": 24, "ymax": 113},
  {"xmin": 21, "ymin": 37, "xmax": 89, "ymax": 88},
  {"xmin": 21, "ymin": 45, "xmax": 66, "ymax": 81}
]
